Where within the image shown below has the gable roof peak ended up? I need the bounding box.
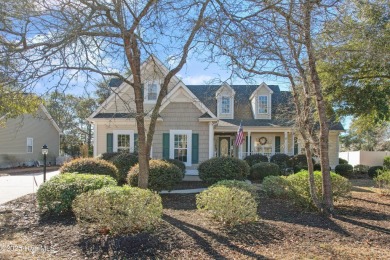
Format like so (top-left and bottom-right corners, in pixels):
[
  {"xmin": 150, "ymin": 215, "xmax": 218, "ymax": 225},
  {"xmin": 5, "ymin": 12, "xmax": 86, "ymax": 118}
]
[
  {"xmin": 216, "ymin": 82, "xmax": 236, "ymax": 97},
  {"xmin": 249, "ymin": 82, "xmax": 274, "ymax": 100}
]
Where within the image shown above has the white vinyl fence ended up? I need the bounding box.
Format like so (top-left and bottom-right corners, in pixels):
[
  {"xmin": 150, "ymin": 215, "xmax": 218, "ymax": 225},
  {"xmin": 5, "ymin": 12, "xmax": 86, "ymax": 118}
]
[{"xmin": 339, "ymin": 151, "xmax": 390, "ymax": 166}]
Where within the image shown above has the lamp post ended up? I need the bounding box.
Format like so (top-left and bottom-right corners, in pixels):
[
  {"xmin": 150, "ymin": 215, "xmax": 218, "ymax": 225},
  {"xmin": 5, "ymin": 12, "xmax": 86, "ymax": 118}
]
[{"xmin": 42, "ymin": 145, "xmax": 48, "ymax": 182}]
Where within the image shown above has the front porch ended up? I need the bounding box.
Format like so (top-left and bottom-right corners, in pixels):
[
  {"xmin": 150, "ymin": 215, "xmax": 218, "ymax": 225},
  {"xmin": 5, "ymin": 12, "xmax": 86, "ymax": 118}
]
[{"xmin": 212, "ymin": 130, "xmax": 301, "ymax": 160}]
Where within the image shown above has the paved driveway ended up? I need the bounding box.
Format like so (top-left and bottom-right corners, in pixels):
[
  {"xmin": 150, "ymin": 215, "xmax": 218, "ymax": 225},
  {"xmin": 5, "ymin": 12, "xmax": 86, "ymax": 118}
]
[{"xmin": 0, "ymin": 170, "xmax": 59, "ymax": 205}]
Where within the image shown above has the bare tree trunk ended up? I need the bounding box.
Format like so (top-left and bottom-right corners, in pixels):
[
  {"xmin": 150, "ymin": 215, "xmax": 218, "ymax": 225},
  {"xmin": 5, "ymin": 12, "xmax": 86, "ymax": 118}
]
[
  {"xmin": 303, "ymin": 1, "xmax": 333, "ymax": 213},
  {"xmin": 304, "ymin": 141, "xmax": 321, "ymax": 209}
]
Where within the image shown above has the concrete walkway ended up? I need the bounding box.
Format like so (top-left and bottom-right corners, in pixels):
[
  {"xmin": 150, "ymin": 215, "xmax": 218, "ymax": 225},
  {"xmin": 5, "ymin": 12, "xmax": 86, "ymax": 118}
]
[{"xmin": 0, "ymin": 170, "xmax": 60, "ymax": 205}]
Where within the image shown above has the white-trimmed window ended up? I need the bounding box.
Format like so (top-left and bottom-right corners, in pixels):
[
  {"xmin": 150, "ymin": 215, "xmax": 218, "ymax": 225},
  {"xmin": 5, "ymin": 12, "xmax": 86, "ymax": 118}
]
[
  {"xmin": 170, "ymin": 130, "xmax": 192, "ymax": 166},
  {"xmin": 144, "ymin": 82, "xmax": 160, "ymax": 103},
  {"xmin": 221, "ymin": 96, "xmax": 231, "ymax": 114},
  {"xmin": 258, "ymin": 95, "xmax": 268, "ymax": 114},
  {"xmin": 27, "ymin": 138, "xmax": 33, "ymax": 153},
  {"xmin": 113, "ymin": 130, "xmax": 134, "ymax": 152}
]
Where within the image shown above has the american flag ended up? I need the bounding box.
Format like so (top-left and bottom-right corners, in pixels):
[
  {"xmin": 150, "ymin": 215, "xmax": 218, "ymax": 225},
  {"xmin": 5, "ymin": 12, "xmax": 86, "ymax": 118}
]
[{"xmin": 235, "ymin": 123, "xmax": 244, "ymax": 146}]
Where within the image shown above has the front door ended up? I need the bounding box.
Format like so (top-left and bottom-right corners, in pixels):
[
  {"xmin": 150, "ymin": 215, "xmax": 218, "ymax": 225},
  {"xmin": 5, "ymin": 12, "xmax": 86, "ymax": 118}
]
[{"xmin": 219, "ymin": 137, "xmax": 231, "ymax": 157}]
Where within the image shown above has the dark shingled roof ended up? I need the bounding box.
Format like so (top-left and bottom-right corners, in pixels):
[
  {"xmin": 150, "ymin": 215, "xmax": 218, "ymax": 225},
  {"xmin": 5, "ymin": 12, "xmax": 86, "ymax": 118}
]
[
  {"xmin": 187, "ymin": 85, "xmax": 295, "ymax": 127},
  {"xmin": 94, "ymin": 113, "xmax": 135, "ymax": 118},
  {"xmin": 108, "ymin": 78, "xmax": 123, "ymax": 88}
]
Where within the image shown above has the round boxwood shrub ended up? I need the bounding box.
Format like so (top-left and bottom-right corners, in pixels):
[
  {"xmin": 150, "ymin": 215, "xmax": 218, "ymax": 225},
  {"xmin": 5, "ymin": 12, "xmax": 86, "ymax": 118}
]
[
  {"xmin": 211, "ymin": 180, "xmax": 257, "ymax": 200},
  {"xmin": 368, "ymin": 166, "xmax": 384, "ymax": 178},
  {"xmin": 374, "ymin": 170, "xmax": 390, "ymax": 195},
  {"xmin": 270, "ymin": 153, "xmax": 290, "ymax": 173},
  {"xmin": 73, "ymin": 186, "xmax": 162, "ymax": 235},
  {"xmin": 249, "ymin": 162, "xmax": 280, "ymax": 182},
  {"xmin": 287, "ymin": 171, "xmax": 352, "ymax": 209},
  {"xmin": 98, "ymin": 152, "xmax": 121, "ymax": 161},
  {"xmin": 335, "ymin": 164, "xmax": 353, "ymax": 177},
  {"xmin": 339, "ymin": 158, "xmax": 349, "ymax": 164},
  {"xmin": 60, "ymin": 158, "xmax": 119, "ymax": 181},
  {"xmin": 111, "ymin": 152, "xmax": 138, "ymax": 185},
  {"xmin": 262, "ymin": 176, "xmax": 291, "ymax": 198},
  {"xmin": 163, "ymin": 158, "xmax": 186, "ymax": 176},
  {"xmin": 243, "ymin": 154, "xmax": 269, "ymax": 167},
  {"xmin": 127, "ymin": 159, "xmax": 183, "ymax": 191},
  {"xmin": 37, "ymin": 173, "xmax": 117, "ymax": 215},
  {"xmin": 353, "ymin": 164, "xmax": 369, "ymax": 175},
  {"xmin": 196, "ymin": 186, "xmax": 258, "ymax": 226},
  {"xmin": 198, "ymin": 157, "xmax": 250, "ymax": 185}
]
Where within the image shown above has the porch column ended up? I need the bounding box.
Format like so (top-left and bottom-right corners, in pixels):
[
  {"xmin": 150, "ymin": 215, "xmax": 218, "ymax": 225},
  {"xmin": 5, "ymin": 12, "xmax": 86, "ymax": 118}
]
[
  {"xmin": 247, "ymin": 131, "xmax": 251, "ymax": 156},
  {"xmin": 208, "ymin": 122, "xmax": 214, "ymax": 158},
  {"xmin": 284, "ymin": 131, "xmax": 288, "ymax": 154},
  {"xmin": 292, "ymin": 132, "xmax": 295, "ymax": 155},
  {"xmin": 93, "ymin": 122, "xmax": 97, "ymax": 157}
]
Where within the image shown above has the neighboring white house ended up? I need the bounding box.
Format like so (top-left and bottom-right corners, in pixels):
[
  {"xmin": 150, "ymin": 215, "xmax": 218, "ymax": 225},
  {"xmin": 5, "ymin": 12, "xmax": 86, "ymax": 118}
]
[
  {"xmin": 0, "ymin": 104, "xmax": 61, "ymax": 168},
  {"xmin": 88, "ymin": 56, "xmax": 344, "ymax": 171},
  {"xmin": 339, "ymin": 151, "xmax": 390, "ymax": 167}
]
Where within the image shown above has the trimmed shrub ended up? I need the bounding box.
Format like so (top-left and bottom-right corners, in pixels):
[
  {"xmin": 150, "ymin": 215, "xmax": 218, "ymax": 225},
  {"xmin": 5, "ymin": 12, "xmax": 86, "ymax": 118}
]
[
  {"xmin": 313, "ymin": 163, "xmax": 321, "ymax": 171},
  {"xmin": 73, "ymin": 186, "xmax": 162, "ymax": 234},
  {"xmin": 211, "ymin": 180, "xmax": 257, "ymax": 200},
  {"xmin": 37, "ymin": 173, "xmax": 117, "ymax": 214},
  {"xmin": 270, "ymin": 153, "xmax": 290, "ymax": 173},
  {"xmin": 287, "ymin": 171, "xmax": 352, "ymax": 209},
  {"xmin": 243, "ymin": 154, "xmax": 268, "ymax": 167},
  {"xmin": 60, "ymin": 158, "xmax": 119, "ymax": 181},
  {"xmin": 339, "ymin": 158, "xmax": 348, "ymax": 164},
  {"xmin": 289, "ymin": 154, "xmax": 315, "ymax": 173},
  {"xmin": 198, "ymin": 157, "xmax": 250, "ymax": 185},
  {"xmin": 163, "ymin": 159, "xmax": 186, "ymax": 176},
  {"xmin": 383, "ymin": 156, "xmax": 390, "ymax": 170},
  {"xmin": 111, "ymin": 153, "xmax": 138, "ymax": 184},
  {"xmin": 374, "ymin": 170, "xmax": 390, "ymax": 195},
  {"xmin": 196, "ymin": 186, "xmax": 258, "ymax": 226},
  {"xmin": 335, "ymin": 164, "xmax": 353, "ymax": 177},
  {"xmin": 262, "ymin": 176, "xmax": 291, "ymax": 198},
  {"xmin": 353, "ymin": 164, "xmax": 369, "ymax": 175},
  {"xmin": 368, "ymin": 166, "xmax": 384, "ymax": 178},
  {"xmin": 127, "ymin": 159, "xmax": 183, "ymax": 191},
  {"xmin": 98, "ymin": 152, "xmax": 121, "ymax": 161},
  {"xmin": 249, "ymin": 162, "xmax": 280, "ymax": 182}
]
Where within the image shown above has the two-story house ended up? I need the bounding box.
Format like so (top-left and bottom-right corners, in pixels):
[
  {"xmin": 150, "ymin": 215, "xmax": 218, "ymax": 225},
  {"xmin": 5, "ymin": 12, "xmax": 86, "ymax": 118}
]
[{"xmin": 88, "ymin": 56, "xmax": 344, "ymax": 172}]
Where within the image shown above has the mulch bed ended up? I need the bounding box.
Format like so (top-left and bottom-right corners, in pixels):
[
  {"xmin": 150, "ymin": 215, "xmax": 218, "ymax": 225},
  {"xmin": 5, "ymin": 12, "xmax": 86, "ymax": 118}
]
[{"xmin": 0, "ymin": 180, "xmax": 389, "ymax": 259}]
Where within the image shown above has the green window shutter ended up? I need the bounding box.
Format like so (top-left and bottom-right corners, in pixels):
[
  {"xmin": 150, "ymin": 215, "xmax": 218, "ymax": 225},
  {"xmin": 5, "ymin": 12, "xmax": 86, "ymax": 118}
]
[
  {"xmin": 163, "ymin": 133, "xmax": 170, "ymax": 159},
  {"xmin": 249, "ymin": 136, "xmax": 252, "ymax": 154},
  {"xmin": 275, "ymin": 136, "xmax": 281, "ymax": 153},
  {"xmin": 107, "ymin": 133, "xmax": 113, "ymax": 153},
  {"xmin": 192, "ymin": 133, "xmax": 199, "ymax": 164},
  {"xmin": 294, "ymin": 137, "xmax": 299, "ymax": 155},
  {"xmin": 134, "ymin": 133, "xmax": 138, "ymax": 154},
  {"xmin": 245, "ymin": 136, "xmax": 248, "ymax": 153}
]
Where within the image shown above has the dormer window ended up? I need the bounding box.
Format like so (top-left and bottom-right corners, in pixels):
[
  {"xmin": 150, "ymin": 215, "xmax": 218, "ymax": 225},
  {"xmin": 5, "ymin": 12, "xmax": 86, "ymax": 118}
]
[
  {"xmin": 221, "ymin": 96, "xmax": 231, "ymax": 114},
  {"xmin": 145, "ymin": 82, "xmax": 160, "ymax": 103},
  {"xmin": 258, "ymin": 95, "xmax": 268, "ymax": 114}
]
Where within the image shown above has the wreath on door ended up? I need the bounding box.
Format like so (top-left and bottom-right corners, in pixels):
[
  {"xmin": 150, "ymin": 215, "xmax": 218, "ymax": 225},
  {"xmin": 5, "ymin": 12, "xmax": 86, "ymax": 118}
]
[{"xmin": 259, "ymin": 137, "xmax": 267, "ymax": 145}]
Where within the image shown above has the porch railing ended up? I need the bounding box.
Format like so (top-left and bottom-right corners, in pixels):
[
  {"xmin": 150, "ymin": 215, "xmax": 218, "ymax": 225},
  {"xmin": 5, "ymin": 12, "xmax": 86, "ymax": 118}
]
[{"xmin": 240, "ymin": 151, "xmax": 294, "ymax": 159}]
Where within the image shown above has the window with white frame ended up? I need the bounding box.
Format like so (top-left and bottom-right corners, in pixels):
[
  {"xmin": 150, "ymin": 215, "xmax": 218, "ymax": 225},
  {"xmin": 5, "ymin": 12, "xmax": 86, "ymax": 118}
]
[
  {"xmin": 258, "ymin": 95, "xmax": 268, "ymax": 114},
  {"xmin": 144, "ymin": 82, "xmax": 160, "ymax": 102},
  {"xmin": 170, "ymin": 130, "xmax": 192, "ymax": 166},
  {"xmin": 113, "ymin": 130, "xmax": 134, "ymax": 152},
  {"xmin": 221, "ymin": 96, "xmax": 231, "ymax": 114},
  {"xmin": 27, "ymin": 138, "xmax": 33, "ymax": 153}
]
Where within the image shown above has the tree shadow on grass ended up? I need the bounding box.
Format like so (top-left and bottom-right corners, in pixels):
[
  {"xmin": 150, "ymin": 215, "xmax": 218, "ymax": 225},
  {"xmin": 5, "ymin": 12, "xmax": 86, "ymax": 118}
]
[{"xmin": 163, "ymin": 214, "xmax": 270, "ymax": 259}]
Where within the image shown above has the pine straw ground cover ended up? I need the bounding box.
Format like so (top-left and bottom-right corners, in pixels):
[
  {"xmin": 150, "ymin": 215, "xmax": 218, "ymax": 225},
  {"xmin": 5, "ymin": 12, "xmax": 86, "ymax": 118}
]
[{"xmin": 0, "ymin": 179, "xmax": 389, "ymax": 259}]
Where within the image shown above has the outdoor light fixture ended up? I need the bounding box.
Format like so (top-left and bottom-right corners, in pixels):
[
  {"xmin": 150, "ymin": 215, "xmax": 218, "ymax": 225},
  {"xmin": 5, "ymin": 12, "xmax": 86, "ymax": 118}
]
[{"xmin": 42, "ymin": 144, "xmax": 48, "ymax": 182}]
